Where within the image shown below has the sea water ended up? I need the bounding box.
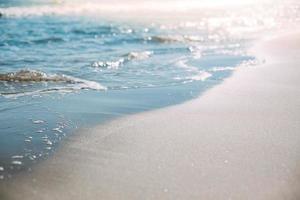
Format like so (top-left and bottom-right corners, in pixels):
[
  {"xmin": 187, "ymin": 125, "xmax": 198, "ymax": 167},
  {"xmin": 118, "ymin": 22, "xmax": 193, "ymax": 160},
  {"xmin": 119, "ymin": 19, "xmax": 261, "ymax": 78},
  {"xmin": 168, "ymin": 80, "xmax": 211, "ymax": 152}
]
[{"xmin": 0, "ymin": 0, "xmax": 299, "ymax": 179}]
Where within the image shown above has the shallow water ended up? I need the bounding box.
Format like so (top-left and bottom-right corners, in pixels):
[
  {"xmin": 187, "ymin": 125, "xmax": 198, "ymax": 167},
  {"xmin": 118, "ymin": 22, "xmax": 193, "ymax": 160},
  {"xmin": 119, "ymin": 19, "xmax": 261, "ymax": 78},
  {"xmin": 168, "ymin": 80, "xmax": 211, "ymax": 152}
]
[{"xmin": 0, "ymin": 0, "xmax": 299, "ymax": 179}]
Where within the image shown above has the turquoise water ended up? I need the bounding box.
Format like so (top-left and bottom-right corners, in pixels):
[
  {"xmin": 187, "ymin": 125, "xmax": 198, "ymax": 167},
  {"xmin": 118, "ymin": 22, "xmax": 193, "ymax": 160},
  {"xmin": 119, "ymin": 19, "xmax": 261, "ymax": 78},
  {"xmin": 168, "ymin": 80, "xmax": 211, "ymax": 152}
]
[{"xmin": 0, "ymin": 0, "xmax": 299, "ymax": 179}]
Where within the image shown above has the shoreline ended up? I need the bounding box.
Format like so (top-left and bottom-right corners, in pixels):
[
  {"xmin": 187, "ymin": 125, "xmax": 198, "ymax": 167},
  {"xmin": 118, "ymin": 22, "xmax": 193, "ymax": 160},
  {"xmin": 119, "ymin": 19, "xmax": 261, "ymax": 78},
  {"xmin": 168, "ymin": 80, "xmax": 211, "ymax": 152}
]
[{"xmin": 1, "ymin": 32, "xmax": 300, "ymax": 199}]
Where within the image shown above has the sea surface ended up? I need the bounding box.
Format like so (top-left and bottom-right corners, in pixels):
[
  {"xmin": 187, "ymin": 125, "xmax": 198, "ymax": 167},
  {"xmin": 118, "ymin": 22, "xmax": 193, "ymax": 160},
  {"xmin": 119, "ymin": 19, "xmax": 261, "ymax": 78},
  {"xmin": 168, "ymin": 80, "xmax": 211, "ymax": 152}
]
[{"xmin": 0, "ymin": 0, "xmax": 299, "ymax": 179}]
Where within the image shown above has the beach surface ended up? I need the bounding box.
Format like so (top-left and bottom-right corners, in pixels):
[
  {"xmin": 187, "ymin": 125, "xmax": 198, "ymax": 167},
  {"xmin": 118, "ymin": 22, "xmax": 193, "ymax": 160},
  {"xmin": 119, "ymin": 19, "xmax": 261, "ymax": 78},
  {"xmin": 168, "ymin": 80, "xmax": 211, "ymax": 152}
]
[{"xmin": 1, "ymin": 32, "xmax": 300, "ymax": 199}]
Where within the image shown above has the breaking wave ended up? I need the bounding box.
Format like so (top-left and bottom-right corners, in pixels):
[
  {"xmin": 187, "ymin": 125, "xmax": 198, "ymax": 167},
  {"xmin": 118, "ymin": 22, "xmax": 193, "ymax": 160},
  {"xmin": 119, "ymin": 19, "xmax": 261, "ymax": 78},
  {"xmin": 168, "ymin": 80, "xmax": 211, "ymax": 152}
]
[
  {"xmin": 175, "ymin": 59, "xmax": 212, "ymax": 82},
  {"xmin": 148, "ymin": 35, "xmax": 204, "ymax": 44},
  {"xmin": 91, "ymin": 51, "xmax": 153, "ymax": 69},
  {"xmin": 0, "ymin": 69, "xmax": 106, "ymax": 98},
  {"xmin": 125, "ymin": 51, "xmax": 153, "ymax": 61},
  {"xmin": 91, "ymin": 59, "xmax": 125, "ymax": 70},
  {"xmin": 0, "ymin": 69, "xmax": 73, "ymax": 82}
]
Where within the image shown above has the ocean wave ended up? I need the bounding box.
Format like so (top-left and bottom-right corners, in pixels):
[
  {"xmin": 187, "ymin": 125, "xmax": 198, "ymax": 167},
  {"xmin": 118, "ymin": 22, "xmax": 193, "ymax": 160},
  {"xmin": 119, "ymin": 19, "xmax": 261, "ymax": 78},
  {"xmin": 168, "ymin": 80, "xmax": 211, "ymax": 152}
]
[
  {"xmin": 209, "ymin": 66, "xmax": 235, "ymax": 72},
  {"xmin": 148, "ymin": 35, "xmax": 204, "ymax": 44},
  {"xmin": 238, "ymin": 59, "xmax": 261, "ymax": 67},
  {"xmin": 32, "ymin": 37, "xmax": 65, "ymax": 44},
  {"xmin": 0, "ymin": 70, "xmax": 69, "ymax": 82},
  {"xmin": 125, "ymin": 51, "xmax": 153, "ymax": 61},
  {"xmin": 207, "ymin": 59, "xmax": 260, "ymax": 73},
  {"xmin": 0, "ymin": 69, "xmax": 73, "ymax": 82},
  {"xmin": 71, "ymin": 26, "xmax": 115, "ymax": 35},
  {"xmin": 176, "ymin": 60, "xmax": 200, "ymax": 72},
  {"xmin": 91, "ymin": 59, "xmax": 125, "ymax": 70},
  {"xmin": 188, "ymin": 46, "xmax": 202, "ymax": 58},
  {"xmin": 91, "ymin": 51, "xmax": 153, "ymax": 69},
  {"xmin": 0, "ymin": 69, "xmax": 106, "ymax": 97},
  {"xmin": 175, "ymin": 59, "xmax": 212, "ymax": 82}
]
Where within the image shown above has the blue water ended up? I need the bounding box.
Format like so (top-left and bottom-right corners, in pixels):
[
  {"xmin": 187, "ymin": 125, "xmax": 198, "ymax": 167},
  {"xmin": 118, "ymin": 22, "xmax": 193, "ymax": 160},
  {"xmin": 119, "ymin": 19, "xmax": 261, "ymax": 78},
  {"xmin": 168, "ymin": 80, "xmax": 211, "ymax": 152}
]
[{"xmin": 0, "ymin": 0, "xmax": 299, "ymax": 180}]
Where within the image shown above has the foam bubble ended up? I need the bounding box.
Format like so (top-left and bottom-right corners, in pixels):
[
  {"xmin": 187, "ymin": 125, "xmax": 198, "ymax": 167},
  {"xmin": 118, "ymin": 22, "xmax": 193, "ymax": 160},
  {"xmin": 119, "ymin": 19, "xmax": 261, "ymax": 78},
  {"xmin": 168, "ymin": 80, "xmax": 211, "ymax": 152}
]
[
  {"xmin": 148, "ymin": 35, "xmax": 203, "ymax": 44},
  {"xmin": 188, "ymin": 71, "xmax": 212, "ymax": 81},
  {"xmin": 92, "ymin": 59, "xmax": 124, "ymax": 69},
  {"xmin": 11, "ymin": 160, "xmax": 22, "ymax": 165},
  {"xmin": 92, "ymin": 51, "xmax": 153, "ymax": 70},
  {"xmin": 209, "ymin": 66, "xmax": 235, "ymax": 72},
  {"xmin": 11, "ymin": 155, "xmax": 24, "ymax": 159},
  {"xmin": 52, "ymin": 127, "xmax": 63, "ymax": 133},
  {"xmin": 125, "ymin": 51, "xmax": 153, "ymax": 61},
  {"xmin": 175, "ymin": 59, "xmax": 212, "ymax": 82}
]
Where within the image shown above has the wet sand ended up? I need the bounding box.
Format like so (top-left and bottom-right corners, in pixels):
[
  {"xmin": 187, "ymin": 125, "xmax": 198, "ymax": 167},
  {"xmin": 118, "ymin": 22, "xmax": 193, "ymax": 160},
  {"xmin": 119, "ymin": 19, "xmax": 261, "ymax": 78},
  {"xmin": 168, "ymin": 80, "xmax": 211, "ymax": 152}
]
[{"xmin": 1, "ymin": 32, "xmax": 300, "ymax": 200}]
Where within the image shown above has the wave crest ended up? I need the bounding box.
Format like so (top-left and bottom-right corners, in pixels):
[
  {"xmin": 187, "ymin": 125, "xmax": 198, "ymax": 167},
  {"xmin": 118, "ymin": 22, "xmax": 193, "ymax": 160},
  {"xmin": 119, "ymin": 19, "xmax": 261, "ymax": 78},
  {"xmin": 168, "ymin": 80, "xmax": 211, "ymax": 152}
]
[
  {"xmin": 0, "ymin": 70, "xmax": 71, "ymax": 82},
  {"xmin": 91, "ymin": 51, "xmax": 153, "ymax": 69},
  {"xmin": 175, "ymin": 59, "xmax": 212, "ymax": 82},
  {"xmin": 125, "ymin": 51, "xmax": 153, "ymax": 61},
  {"xmin": 0, "ymin": 69, "xmax": 106, "ymax": 98},
  {"xmin": 148, "ymin": 35, "xmax": 203, "ymax": 43}
]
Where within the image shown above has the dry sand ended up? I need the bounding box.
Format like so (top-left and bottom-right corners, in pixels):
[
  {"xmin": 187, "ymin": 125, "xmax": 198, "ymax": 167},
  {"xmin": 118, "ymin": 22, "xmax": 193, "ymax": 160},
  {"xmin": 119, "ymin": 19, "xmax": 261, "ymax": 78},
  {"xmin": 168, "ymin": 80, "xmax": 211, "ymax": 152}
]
[{"xmin": 1, "ymin": 32, "xmax": 300, "ymax": 200}]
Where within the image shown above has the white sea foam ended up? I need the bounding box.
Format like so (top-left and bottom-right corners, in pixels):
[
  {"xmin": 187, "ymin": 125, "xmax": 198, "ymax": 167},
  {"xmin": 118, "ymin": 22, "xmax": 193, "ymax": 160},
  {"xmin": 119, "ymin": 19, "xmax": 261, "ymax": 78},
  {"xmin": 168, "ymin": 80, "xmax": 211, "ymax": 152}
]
[
  {"xmin": 0, "ymin": 69, "xmax": 106, "ymax": 98},
  {"xmin": 209, "ymin": 66, "xmax": 235, "ymax": 72},
  {"xmin": 36, "ymin": 129, "xmax": 44, "ymax": 133},
  {"xmin": 148, "ymin": 35, "xmax": 204, "ymax": 43},
  {"xmin": 208, "ymin": 59, "xmax": 260, "ymax": 73},
  {"xmin": 11, "ymin": 160, "xmax": 22, "ymax": 165},
  {"xmin": 188, "ymin": 72, "xmax": 212, "ymax": 81},
  {"xmin": 92, "ymin": 59, "xmax": 125, "ymax": 69},
  {"xmin": 238, "ymin": 59, "xmax": 261, "ymax": 67},
  {"xmin": 175, "ymin": 59, "xmax": 212, "ymax": 82},
  {"xmin": 92, "ymin": 51, "xmax": 153, "ymax": 70},
  {"xmin": 32, "ymin": 120, "xmax": 45, "ymax": 124},
  {"xmin": 43, "ymin": 139, "xmax": 53, "ymax": 146},
  {"xmin": 68, "ymin": 76, "xmax": 106, "ymax": 90},
  {"xmin": 188, "ymin": 46, "xmax": 202, "ymax": 59},
  {"xmin": 125, "ymin": 51, "xmax": 153, "ymax": 61},
  {"xmin": 52, "ymin": 127, "xmax": 63, "ymax": 133}
]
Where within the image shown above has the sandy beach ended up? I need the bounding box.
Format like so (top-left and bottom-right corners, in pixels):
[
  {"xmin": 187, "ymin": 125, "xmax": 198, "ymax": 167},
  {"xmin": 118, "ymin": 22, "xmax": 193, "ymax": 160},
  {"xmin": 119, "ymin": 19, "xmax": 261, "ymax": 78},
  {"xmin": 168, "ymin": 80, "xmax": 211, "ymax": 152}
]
[{"xmin": 1, "ymin": 32, "xmax": 300, "ymax": 199}]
